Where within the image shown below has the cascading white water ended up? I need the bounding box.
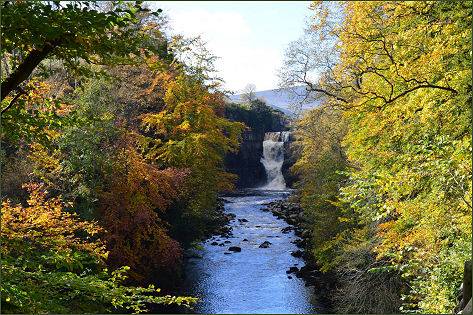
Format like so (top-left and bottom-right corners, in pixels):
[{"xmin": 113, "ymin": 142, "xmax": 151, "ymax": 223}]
[{"xmin": 260, "ymin": 131, "xmax": 290, "ymax": 190}]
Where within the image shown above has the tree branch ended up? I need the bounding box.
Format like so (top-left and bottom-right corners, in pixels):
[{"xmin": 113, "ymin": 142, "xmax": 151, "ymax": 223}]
[
  {"xmin": 305, "ymin": 81, "xmax": 349, "ymax": 104},
  {"xmin": 385, "ymin": 84, "xmax": 457, "ymax": 105},
  {"xmin": 1, "ymin": 38, "xmax": 61, "ymax": 101},
  {"xmin": 1, "ymin": 87, "xmax": 26, "ymax": 116}
]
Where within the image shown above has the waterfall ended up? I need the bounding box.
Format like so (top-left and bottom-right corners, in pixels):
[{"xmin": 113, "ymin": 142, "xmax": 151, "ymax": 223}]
[{"xmin": 260, "ymin": 131, "xmax": 290, "ymax": 190}]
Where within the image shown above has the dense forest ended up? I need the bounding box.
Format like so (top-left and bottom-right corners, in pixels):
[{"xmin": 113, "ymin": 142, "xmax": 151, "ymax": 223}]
[
  {"xmin": 281, "ymin": 1, "xmax": 472, "ymax": 313},
  {"xmin": 1, "ymin": 1, "xmax": 471, "ymax": 314},
  {"xmin": 1, "ymin": 1, "xmax": 247, "ymax": 313}
]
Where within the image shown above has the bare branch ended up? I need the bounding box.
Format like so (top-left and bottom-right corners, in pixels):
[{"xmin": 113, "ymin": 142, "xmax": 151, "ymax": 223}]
[{"xmin": 1, "ymin": 87, "xmax": 26, "ymax": 116}]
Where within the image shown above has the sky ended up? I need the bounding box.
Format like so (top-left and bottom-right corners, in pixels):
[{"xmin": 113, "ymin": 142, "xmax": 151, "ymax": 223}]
[{"xmin": 148, "ymin": 1, "xmax": 312, "ymax": 94}]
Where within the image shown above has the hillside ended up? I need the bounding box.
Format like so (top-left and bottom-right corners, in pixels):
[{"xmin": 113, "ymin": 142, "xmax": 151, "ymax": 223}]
[{"xmin": 227, "ymin": 86, "xmax": 320, "ymax": 116}]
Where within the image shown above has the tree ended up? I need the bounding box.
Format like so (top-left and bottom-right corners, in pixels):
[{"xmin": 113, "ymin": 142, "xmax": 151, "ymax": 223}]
[
  {"xmin": 1, "ymin": 2, "xmax": 247, "ymax": 313},
  {"xmin": 98, "ymin": 139, "xmax": 187, "ymax": 286},
  {"xmin": 240, "ymin": 83, "xmax": 257, "ymax": 103},
  {"xmin": 1, "ymin": 183, "xmax": 196, "ymax": 313},
  {"xmin": 283, "ymin": 1, "xmax": 472, "ymax": 313},
  {"xmin": 279, "ymin": 1, "xmax": 466, "ymax": 110},
  {"xmin": 170, "ymin": 35, "xmax": 223, "ymax": 89},
  {"xmin": 1, "ymin": 1, "xmax": 163, "ymax": 104},
  {"xmin": 224, "ymin": 99, "xmax": 288, "ymax": 135},
  {"xmin": 292, "ymin": 105, "xmax": 349, "ymax": 270},
  {"xmin": 136, "ymin": 56, "xmax": 244, "ymax": 242}
]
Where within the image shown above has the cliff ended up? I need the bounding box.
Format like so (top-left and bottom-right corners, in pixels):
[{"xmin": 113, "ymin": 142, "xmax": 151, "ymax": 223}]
[
  {"xmin": 224, "ymin": 100, "xmax": 297, "ymax": 188},
  {"xmin": 225, "ymin": 129, "xmax": 267, "ymax": 188}
]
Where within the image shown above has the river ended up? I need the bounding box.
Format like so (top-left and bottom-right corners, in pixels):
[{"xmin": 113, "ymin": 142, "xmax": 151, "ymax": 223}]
[{"xmin": 183, "ymin": 189, "xmax": 321, "ymax": 314}]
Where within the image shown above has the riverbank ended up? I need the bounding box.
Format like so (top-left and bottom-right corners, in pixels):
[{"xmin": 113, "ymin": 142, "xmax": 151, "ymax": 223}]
[
  {"xmin": 181, "ymin": 190, "xmax": 321, "ymax": 313},
  {"xmin": 262, "ymin": 198, "xmax": 336, "ymax": 312}
]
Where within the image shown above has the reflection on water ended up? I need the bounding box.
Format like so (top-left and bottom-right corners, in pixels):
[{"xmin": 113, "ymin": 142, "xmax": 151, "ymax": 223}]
[{"xmin": 183, "ymin": 190, "xmax": 319, "ymax": 314}]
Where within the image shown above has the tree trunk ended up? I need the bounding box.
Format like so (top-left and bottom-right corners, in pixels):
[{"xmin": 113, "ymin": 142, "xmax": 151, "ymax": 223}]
[
  {"xmin": 464, "ymin": 260, "xmax": 472, "ymax": 309},
  {"xmin": 1, "ymin": 40, "xmax": 60, "ymax": 101}
]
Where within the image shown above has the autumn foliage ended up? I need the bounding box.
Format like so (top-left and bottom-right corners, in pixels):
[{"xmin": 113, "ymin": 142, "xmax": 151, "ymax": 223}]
[
  {"xmin": 0, "ymin": 1, "xmax": 244, "ymax": 313},
  {"xmin": 2, "ymin": 183, "xmax": 106, "ymax": 267},
  {"xmin": 98, "ymin": 138, "xmax": 187, "ymax": 285},
  {"xmin": 285, "ymin": 1, "xmax": 472, "ymax": 313},
  {"xmin": 1, "ymin": 183, "xmax": 199, "ymax": 314}
]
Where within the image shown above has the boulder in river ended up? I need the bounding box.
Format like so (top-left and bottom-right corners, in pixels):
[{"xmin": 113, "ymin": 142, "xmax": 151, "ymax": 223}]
[
  {"xmin": 286, "ymin": 266, "xmax": 299, "ymax": 274},
  {"xmin": 228, "ymin": 246, "xmax": 242, "ymax": 252},
  {"xmin": 238, "ymin": 218, "xmax": 249, "ymax": 223},
  {"xmin": 224, "ymin": 240, "xmax": 231, "ymax": 244},
  {"xmin": 281, "ymin": 226, "xmax": 293, "ymax": 234},
  {"xmin": 211, "ymin": 241, "xmax": 219, "ymax": 246},
  {"xmin": 242, "ymin": 238, "xmax": 249, "ymax": 242},
  {"xmin": 259, "ymin": 241, "xmax": 272, "ymax": 248},
  {"xmin": 291, "ymin": 238, "xmax": 308, "ymax": 248},
  {"xmin": 291, "ymin": 250, "xmax": 303, "ymax": 258},
  {"xmin": 296, "ymin": 265, "xmax": 321, "ymax": 279}
]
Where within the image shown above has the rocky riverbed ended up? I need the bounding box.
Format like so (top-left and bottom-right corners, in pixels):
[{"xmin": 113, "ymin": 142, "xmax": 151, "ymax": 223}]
[
  {"xmin": 262, "ymin": 199, "xmax": 335, "ymax": 310},
  {"xmin": 182, "ymin": 190, "xmax": 326, "ymax": 314}
]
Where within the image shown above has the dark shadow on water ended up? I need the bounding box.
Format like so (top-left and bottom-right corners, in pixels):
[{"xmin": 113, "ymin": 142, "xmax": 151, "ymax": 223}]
[{"xmin": 222, "ymin": 188, "xmax": 293, "ymax": 198}]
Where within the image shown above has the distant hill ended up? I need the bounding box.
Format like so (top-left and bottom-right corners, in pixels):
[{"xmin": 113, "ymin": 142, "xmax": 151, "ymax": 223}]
[{"xmin": 227, "ymin": 86, "xmax": 320, "ymax": 116}]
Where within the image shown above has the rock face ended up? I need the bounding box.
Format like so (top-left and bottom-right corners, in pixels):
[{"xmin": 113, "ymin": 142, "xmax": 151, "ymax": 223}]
[
  {"xmin": 225, "ymin": 129, "xmax": 268, "ymax": 188},
  {"xmin": 282, "ymin": 140, "xmax": 299, "ymax": 187},
  {"xmin": 282, "ymin": 226, "xmax": 294, "ymax": 234},
  {"xmin": 224, "ymin": 101, "xmax": 291, "ymax": 188},
  {"xmin": 225, "ymin": 129, "xmax": 299, "ymax": 188},
  {"xmin": 291, "ymin": 250, "xmax": 303, "ymax": 258},
  {"xmin": 286, "ymin": 266, "xmax": 299, "ymax": 274}
]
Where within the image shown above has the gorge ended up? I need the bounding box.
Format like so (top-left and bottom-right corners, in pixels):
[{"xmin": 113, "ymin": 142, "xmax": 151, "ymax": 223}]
[
  {"xmin": 181, "ymin": 126, "xmax": 322, "ymax": 313},
  {"xmin": 182, "ymin": 192, "xmax": 321, "ymax": 314},
  {"xmin": 2, "ymin": 2, "xmax": 470, "ymax": 314},
  {"xmin": 224, "ymin": 100, "xmax": 296, "ymax": 189}
]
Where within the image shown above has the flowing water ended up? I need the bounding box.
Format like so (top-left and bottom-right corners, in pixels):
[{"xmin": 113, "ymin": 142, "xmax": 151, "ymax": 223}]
[
  {"xmin": 182, "ymin": 131, "xmax": 320, "ymax": 313},
  {"xmin": 260, "ymin": 131, "xmax": 290, "ymax": 190},
  {"xmin": 183, "ymin": 190, "xmax": 319, "ymax": 314}
]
